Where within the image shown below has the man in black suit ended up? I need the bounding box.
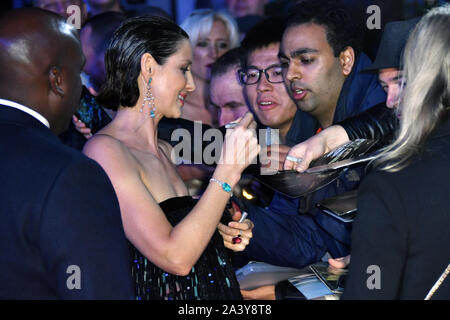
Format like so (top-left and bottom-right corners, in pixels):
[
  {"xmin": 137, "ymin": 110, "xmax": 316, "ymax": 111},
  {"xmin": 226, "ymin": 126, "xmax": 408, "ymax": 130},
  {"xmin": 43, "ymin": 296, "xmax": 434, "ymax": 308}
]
[{"xmin": 0, "ymin": 8, "xmax": 134, "ymax": 299}]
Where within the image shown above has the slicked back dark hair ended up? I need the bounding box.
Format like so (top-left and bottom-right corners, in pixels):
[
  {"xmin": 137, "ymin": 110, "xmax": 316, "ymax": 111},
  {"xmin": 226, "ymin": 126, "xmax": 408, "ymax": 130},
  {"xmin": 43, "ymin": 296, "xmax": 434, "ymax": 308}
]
[
  {"xmin": 285, "ymin": 0, "xmax": 363, "ymax": 57},
  {"xmin": 210, "ymin": 47, "xmax": 242, "ymax": 80},
  {"xmin": 240, "ymin": 16, "xmax": 286, "ymax": 70},
  {"xmin": 97, "ymin": 16, "xmax": 189, "ymax": 110}
]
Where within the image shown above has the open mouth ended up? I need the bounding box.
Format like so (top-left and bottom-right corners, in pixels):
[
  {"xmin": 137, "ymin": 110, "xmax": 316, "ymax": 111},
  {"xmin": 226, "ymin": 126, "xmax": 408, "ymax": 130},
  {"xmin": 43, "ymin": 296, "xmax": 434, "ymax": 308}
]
[
  {"xmin": 178, "ymin": 93, "xmax": 186, "ymax": 106},
  {"xmin": 257, "ymin": 100, "xmax": 277, "ymax": 111},
  {"xmin": 292, "ymin": 87, "xmax": 308, "ymax": 101}
]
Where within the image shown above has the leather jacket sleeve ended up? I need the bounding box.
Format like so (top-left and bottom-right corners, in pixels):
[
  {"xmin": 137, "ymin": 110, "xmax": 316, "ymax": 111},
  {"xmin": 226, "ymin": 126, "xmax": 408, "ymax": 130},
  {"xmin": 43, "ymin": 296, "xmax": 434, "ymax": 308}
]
[{"xmin": 339, "ymin": 102, "xmax": 398, "ymax": 146}]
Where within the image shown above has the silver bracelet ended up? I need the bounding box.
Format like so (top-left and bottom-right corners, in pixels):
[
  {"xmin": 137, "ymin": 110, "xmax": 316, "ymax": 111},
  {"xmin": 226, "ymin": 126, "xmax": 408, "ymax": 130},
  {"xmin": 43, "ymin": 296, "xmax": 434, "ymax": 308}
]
[{"xmin": 209, "ymin": 178, "xmax": 233, "ymax": 197}]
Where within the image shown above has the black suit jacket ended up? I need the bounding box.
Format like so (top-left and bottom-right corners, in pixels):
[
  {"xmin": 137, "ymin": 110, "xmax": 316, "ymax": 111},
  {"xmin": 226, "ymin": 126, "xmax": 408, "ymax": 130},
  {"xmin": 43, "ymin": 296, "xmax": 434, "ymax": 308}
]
[
  {"xmin": 0, "ymin": 106, "xmax": 134, "ymax": 299},
  {"xmin": 342, "ymin": 115, "xmax": 450, "ymax": 299}
]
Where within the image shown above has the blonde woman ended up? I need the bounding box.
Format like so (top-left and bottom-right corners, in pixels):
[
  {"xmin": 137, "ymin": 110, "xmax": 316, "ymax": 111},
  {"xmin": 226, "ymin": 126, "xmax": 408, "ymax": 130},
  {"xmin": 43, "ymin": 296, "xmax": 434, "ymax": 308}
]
[
  {"xmin": 180, "ymin": 9, "xmax": 240, "ymax": 127},
  {"xmin": 342, "ymin": 5, "xmax": 450, "ymax": 299}
]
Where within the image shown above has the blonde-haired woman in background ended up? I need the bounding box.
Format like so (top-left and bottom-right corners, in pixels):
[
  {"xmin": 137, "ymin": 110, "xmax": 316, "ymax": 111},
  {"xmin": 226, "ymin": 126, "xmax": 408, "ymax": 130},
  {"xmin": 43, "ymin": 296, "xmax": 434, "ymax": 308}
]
[
  {"xmin": 342, "ymin": 4, "xmax": 450, "ymax": 300},
  {"xmin": 180, "ymin": 9, "xmax": 240, "ymax": 127}
]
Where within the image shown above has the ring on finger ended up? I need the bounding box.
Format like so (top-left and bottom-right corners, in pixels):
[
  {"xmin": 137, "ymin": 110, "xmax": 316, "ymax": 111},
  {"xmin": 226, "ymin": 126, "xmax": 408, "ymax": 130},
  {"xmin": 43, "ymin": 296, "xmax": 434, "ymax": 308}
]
[
  {"xmin": 286, "ymin": 155, "xmax": 303, "ymax": 164},
  {"xmin": 232, "ymin": 231, "xmax": 243, "ymax": 244}
]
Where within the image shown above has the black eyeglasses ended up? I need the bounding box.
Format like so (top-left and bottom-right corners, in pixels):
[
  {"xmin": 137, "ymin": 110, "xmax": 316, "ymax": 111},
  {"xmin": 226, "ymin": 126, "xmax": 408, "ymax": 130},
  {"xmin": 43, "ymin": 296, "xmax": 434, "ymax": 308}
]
[{"xmin": 238, "ymin": 65, "xmax": 284, "ymax": 85}]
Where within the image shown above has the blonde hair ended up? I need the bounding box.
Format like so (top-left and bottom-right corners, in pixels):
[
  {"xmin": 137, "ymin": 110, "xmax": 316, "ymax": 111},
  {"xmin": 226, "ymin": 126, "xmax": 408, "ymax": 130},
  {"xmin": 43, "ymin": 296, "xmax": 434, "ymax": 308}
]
[
  {"xmin": 180, "ymin": 9, "xmax": 240, "ymax": 50},
  {"xmin": 373, "ymin": 4, "xmax": 450, "ymax": 172}
]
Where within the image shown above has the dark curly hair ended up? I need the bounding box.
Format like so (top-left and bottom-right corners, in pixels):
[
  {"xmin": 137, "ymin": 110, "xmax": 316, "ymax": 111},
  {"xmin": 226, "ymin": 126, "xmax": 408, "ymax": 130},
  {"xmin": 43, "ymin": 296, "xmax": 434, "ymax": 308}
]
[
  {"xmin": 285, "ymin": 0, "xmax": 363, "ymax": 57},
  {"xmin": 96, "ymin": 16, "xmax": 189, "ymax": 110}
]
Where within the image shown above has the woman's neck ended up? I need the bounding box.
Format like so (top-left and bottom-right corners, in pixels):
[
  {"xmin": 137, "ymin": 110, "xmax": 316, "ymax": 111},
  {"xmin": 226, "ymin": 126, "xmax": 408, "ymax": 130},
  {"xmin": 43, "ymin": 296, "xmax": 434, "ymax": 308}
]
[{"xmin": 112, "ymin": 105, "xmax": 162, "ymax": 154}]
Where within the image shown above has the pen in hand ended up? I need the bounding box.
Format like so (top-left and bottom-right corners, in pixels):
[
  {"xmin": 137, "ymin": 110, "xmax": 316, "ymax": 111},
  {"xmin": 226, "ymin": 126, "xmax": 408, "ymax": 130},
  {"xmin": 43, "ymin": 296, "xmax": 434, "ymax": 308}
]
[
  {"xmin": 232, "ymin": 211, "xmax": 248, "ymax": 244},
  {"xmin": 225, "ymin": 122, "xmax": 238, "ymax": 129}
]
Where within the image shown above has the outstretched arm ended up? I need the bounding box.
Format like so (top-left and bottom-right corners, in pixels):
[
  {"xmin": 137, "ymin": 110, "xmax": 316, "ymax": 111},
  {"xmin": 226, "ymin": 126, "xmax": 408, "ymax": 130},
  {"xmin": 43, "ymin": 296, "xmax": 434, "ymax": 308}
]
[
  {"xmin": 284, "ymin": 125, "xmax": 350, "ymax": 172},
  {"xmin": 83, "ymin": 113, "xmax": 260, "ymax": 276},
  {"xmin": 284, "ymin": 103, "xmax": 396, "ymax": 172}
]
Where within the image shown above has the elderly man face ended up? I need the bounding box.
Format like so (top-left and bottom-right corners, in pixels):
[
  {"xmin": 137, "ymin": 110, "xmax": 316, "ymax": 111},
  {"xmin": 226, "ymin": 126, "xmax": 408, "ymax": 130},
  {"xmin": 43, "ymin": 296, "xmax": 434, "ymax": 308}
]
[{"xmin": 210, "ymin": 66, "xmax": 248, "ymax": 126}]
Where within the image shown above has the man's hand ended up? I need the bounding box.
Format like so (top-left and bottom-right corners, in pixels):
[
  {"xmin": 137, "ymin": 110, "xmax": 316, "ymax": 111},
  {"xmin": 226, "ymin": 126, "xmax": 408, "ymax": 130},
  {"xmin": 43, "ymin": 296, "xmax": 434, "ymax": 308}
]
[
  {"xmin": 260, "ymin": 144, "xmax": 290, "ymax": 173},
  {"xmin": 241, "ymin": 285, "xmax": 276, "ymax": 300},
  {"xmin": 284, "ymin": 125, "xmax": 350, "ymax": 172},
  {"xmin": 328, "ymin": 255, "xmax": 351, "ymax": 269}
]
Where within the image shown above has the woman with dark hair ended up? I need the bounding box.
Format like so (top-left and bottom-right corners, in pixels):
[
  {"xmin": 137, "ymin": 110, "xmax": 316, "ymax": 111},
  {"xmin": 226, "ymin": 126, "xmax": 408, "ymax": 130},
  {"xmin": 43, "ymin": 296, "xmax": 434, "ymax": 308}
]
[{"xmin": 83, "ymin": 16, "xmax": 260, "ymax": 300}]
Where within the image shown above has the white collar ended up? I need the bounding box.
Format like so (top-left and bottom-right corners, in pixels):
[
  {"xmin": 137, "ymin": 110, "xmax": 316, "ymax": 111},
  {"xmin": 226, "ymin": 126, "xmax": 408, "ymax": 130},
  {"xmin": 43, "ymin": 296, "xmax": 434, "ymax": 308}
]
[{"xmin": 0, "ymin": 98, "xmax": 50, "ymax": 128}]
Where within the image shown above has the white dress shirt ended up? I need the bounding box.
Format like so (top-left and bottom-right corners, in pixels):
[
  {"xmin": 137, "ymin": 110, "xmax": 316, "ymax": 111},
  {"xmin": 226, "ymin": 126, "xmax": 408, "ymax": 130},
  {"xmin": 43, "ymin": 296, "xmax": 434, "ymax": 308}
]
[{"xmin": 0, "ymin": 98, "xmax": 50, "ymax": 128}]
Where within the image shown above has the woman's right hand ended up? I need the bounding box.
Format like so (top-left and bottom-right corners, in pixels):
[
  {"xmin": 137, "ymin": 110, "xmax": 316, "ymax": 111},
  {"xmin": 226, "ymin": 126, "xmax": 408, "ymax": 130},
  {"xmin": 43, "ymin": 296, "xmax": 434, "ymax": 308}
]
[{"xmin": 215, "ymin": 113, "xmax": 260, "ymax": 186}]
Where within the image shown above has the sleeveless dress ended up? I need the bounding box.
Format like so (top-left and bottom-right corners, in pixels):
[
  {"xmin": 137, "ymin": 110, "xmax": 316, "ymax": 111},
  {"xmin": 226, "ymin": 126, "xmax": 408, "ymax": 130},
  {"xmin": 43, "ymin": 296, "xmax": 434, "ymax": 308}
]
[{"xmin": 129, "ymin": 196, "xmax": 242, "ymax": 300}]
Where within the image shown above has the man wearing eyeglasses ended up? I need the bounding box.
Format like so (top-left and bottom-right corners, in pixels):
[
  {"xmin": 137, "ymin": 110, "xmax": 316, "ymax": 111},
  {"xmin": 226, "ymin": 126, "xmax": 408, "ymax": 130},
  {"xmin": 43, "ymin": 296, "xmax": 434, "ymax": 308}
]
[{"xmin": 239, "ymin": 17, "xmax": 297, "ymax": 145}]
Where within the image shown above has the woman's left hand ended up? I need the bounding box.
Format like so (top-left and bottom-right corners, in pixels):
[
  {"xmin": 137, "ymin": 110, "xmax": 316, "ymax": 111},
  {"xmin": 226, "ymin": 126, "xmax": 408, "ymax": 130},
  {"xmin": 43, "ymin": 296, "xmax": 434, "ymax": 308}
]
[
  {"xmin": 72, "ymin": 115, "xmax": 93, "ymax": 139},
  {"xmin": 218, "ymin": 211, "xmax": 254, "ymax": 252}
]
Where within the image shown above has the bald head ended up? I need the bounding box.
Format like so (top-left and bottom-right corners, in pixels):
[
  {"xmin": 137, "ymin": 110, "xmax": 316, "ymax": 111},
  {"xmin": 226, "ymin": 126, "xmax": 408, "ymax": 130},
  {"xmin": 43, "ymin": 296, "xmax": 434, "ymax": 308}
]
[{"xmin": 0, "ymin": 8, "xmax": 84, "ymax": 134}]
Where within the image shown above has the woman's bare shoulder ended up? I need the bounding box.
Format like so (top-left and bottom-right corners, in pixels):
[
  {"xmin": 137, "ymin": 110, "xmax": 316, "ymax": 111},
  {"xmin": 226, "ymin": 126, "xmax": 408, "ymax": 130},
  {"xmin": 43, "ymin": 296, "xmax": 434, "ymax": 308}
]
[
  {"xmin": 83, "ymin": 132, "xmax": 125, "ymax": 155},
  {"xmin": 83, "ymin": 132, "xmax": 138, "ymax": 171}
]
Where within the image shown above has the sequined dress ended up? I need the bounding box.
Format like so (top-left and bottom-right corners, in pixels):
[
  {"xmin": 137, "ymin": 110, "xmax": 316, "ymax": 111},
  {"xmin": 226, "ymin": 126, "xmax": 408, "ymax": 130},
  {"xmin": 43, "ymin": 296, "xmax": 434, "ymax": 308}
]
[{"xmin": 130, "ymin": 196, "xmax": 242, "ymax": 300}]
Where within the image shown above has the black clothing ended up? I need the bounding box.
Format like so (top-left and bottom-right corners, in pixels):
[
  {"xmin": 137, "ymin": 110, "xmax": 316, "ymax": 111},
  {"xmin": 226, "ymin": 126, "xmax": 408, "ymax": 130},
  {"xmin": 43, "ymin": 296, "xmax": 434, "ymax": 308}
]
[
  {"xmin": 0, "ymin": 105, "xmax": 134, "ymax": 299},
  {"xmin": 342, "ymin": 116, "xmax": 450, "ymax": 299},
  {"xmin": 339, "ymin": 102, "xmax": 398, "ymax": 147},
  {"xmin": 130, "ymin": 196, "xmax": 242, "ymax": 300}
]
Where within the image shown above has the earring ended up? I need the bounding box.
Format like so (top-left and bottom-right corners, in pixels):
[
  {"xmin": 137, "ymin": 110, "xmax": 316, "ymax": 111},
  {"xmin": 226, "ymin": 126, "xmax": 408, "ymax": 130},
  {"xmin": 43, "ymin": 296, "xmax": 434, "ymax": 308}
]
[{"xmin": 140, "ymin": 77, "xmax": 156, "ymax": 118}]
